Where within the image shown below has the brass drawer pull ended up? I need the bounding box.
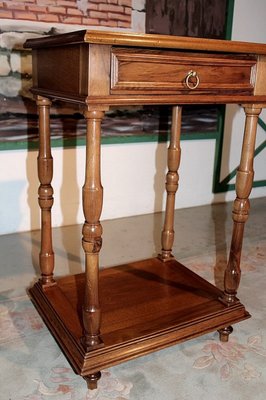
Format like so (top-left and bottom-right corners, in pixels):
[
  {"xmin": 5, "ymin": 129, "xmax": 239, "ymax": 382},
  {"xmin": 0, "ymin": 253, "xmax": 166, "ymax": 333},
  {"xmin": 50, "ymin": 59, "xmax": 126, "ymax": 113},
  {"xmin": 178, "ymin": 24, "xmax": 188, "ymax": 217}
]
[{"xmin": 185, "ymin": 70, "xmax": 200, "ymax": 90}]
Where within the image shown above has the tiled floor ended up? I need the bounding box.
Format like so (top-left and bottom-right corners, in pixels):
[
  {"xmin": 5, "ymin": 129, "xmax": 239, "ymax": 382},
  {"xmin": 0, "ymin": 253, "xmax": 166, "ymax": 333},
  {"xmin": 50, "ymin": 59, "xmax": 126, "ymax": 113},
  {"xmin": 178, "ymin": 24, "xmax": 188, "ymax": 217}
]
[{"xmin": 1, "ymin": 197, "xmax": 265, "ymax": 293}]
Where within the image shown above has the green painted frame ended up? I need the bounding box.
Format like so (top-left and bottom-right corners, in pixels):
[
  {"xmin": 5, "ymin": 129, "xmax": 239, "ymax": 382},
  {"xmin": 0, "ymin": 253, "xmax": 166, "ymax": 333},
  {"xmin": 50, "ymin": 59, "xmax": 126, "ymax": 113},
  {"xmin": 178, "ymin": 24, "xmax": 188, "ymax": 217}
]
[
  {"xmin": 207, "ymin": 0, "xmax": 265, "ymax": 193},
  {"xmin": 212, "ymin": 0, "xmax": 265, "ymax": 191},
  {"xmin": 213, "ymin": 114, "xmax": 266, "ymax": 193}
]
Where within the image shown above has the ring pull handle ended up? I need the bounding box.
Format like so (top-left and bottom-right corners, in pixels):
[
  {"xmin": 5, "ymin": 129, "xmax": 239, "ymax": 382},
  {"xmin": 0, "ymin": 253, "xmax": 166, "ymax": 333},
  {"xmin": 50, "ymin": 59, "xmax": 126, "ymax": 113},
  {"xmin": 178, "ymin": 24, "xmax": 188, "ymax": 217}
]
[{"xmin": 185, "ymin": 70, "xmax": 200, "ymax": 90}]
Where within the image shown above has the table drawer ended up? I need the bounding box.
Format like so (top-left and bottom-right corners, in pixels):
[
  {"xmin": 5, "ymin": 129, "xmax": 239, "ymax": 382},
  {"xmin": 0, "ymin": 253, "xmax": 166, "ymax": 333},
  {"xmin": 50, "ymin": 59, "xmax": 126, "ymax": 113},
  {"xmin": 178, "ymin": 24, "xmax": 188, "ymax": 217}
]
[{"xmin": 111, "ymin": 48, "xmax": 256, "ymax": 95}]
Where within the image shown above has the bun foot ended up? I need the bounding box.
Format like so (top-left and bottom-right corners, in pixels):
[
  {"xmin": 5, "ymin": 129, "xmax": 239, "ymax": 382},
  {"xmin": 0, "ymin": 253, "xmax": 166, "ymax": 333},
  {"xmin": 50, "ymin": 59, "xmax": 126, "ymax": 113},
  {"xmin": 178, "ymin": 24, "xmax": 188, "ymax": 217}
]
[
  {"xmin": 218, "ymin": 326, "xmax": 233, "ymax": 342},
  {"xmin": 84, "ymin": 371, "xmax": 101, "ymax": 390}
]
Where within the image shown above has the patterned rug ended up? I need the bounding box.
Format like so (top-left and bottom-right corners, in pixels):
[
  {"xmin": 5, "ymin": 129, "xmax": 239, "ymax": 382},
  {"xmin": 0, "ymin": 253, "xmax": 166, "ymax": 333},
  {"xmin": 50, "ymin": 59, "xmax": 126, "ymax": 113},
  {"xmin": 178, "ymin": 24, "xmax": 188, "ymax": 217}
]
[{"xmin": 1, "ymin": 239, "xmax": 266, "ymax": 400}]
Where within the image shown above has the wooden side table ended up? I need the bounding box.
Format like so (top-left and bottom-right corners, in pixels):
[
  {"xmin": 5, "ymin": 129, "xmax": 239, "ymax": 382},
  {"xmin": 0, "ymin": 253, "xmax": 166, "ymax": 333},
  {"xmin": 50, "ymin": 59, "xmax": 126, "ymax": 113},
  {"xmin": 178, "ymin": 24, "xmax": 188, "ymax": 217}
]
[{"xmin": 24, "ymin": 30, "xmax": 266, "ymax": 389}]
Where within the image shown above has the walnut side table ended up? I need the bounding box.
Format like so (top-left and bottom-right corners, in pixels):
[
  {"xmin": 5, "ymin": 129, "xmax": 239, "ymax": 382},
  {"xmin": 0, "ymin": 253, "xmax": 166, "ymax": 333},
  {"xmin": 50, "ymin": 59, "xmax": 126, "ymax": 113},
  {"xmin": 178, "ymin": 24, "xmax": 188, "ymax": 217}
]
[{"xmin": 24, "ymin": 30, "xmax": 266, "ymax": 389}]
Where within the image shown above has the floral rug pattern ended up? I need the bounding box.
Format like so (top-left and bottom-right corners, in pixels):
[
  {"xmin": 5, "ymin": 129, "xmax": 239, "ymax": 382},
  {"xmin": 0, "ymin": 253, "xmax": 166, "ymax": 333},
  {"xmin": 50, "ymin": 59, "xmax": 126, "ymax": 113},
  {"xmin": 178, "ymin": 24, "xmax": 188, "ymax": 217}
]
[
  {"xmin": 193, "ymin": 335, "xmax": 266, "ymax": 381},
  {"xmin": 22, "ymin": 369, "xmax": 132, "ymax": 400},
  {"xmin": 1, "ymin": 239, "xmax": 266, "ymax": 400}
]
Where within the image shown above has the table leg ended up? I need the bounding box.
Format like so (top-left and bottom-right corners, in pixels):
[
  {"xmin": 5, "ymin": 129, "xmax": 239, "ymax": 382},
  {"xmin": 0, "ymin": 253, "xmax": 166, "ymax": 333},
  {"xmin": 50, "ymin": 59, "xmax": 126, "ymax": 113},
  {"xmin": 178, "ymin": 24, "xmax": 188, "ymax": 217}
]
[
  {"xmin": 223, "ymin": 104, "xmax": 262, "ymax": 307},
  {"xmin": 81, "ymin": 109, "xmax": 105, "ymax": 388},
  {"xmin": 159, "ymin": 106, "xmax": 182, "ymax": 261},
  {"xmin": 218, "ymin": 326, "xmax": 233, "ymax": 342},
  {"xmin": 81, "ymin": 109, "xmax": 105, "ymax": 387},
  {"xmin": 36, "ymin": 95, "xmax": 55, "ymax": 286}
]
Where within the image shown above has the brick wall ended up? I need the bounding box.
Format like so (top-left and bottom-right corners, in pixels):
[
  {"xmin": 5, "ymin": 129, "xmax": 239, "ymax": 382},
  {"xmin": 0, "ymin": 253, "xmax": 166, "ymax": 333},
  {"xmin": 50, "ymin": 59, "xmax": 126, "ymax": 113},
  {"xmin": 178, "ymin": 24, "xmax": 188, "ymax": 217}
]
[{"xmin": 0, "ymin": 0, "xmax": 132, "ymax": 28}]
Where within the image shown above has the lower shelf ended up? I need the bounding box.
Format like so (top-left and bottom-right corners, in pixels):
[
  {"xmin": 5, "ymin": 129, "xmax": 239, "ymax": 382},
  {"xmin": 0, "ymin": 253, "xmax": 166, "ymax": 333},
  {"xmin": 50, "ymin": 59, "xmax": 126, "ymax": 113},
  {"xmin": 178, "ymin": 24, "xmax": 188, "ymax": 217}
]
[{"xmin": 29, "ymin": 257, "xmax": 250, "ymax": 376}]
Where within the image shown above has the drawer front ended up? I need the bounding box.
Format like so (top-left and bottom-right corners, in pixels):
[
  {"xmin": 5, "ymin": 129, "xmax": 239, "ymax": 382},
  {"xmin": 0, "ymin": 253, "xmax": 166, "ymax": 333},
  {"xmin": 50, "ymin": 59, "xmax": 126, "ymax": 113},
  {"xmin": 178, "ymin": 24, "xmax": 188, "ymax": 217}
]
[{"xmin": 111, "ymin": 48, "xmax": 256, "ymax": 95}]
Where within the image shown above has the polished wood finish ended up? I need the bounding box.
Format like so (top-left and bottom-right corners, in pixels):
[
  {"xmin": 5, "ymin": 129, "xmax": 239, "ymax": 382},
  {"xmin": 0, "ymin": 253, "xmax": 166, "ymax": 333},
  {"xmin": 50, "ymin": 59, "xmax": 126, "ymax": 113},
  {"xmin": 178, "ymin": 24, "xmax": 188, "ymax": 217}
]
[
  {"xmin": 218, "ymin": 325, "xmax": 234, "ymax": 342},
  {"xmin": 24, "ymin": 30, "xmax": 266, "ymax": 389},
  {"xmin": 25, "ymin": 30, "xmax": 266, "ymax": 106},
  {"xmin": 36, "ymin": 96, "xmax": 55, "ymax": 287},
  {"xmin": 25, "ymin": 29, "xmax": 266, "ymax": 54},
  {"xmin": 254, "ymin": 56, "xmax": 266, "ymax": 95},
  {"xmin": 111, "ymin": 48, "xmax": 256, "ymax": 95},
  {"xmin": 82, "ymin": 109, "xmax": 105, "ymax": 352},
  {"xmin": 223, "ymin": 104, "xmax": 262, "ymax": 304},
  {"xmin": 29, "ymin": 258, "xmax": 250, "ymax": 375},
  {"xmin": 160, "ymin": 106, "xmax": 182, "ymax": 261}
]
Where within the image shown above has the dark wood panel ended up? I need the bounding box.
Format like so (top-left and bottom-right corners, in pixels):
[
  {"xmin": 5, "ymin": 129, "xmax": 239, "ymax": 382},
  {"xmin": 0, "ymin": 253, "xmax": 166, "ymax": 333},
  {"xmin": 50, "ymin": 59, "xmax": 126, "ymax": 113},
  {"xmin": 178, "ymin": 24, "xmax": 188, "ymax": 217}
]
[
  {"xmin": 35, "ymin": 46, "xmax": 80, "ymax": 94},
  {"xmin": 146, "ymin": 0, "xmax": 228, "ymax": 39}
]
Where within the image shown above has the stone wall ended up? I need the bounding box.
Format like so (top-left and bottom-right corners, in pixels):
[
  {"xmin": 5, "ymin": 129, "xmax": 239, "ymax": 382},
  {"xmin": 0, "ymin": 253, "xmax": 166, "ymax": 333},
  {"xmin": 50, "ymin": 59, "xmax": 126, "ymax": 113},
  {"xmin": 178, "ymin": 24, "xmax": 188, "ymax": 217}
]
[
  {"xmin": 0, "ymin": 0, "xmax": 132, "ymax": 28},
  {"xmin": 0, "ymin": 27, "xmax": 54, "ymax": 116},
  {"xmin": 0, "ymin": 1, "xmax": 148, "ymax": 111},
  {"xmin": 0, "ymin": 31, "xmax": 33, "ymax": 100},
  {"xmin": 0, "ymin": 1, "xmax": 133, "ymax": 107}
]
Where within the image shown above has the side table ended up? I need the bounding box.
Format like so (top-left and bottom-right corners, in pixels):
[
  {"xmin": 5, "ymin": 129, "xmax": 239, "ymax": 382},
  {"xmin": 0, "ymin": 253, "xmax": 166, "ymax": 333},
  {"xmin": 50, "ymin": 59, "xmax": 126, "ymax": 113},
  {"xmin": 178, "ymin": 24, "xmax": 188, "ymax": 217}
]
[{"xmin": 24, "ymin": 30, "xmax": 266, "ymax": 389}]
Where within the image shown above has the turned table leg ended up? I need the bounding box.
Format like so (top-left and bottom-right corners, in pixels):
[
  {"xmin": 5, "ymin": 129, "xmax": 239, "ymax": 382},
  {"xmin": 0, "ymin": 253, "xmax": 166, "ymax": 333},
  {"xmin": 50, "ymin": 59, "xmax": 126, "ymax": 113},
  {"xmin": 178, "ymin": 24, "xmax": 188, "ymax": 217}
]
[
  {"xmin": 36, "ymin": 96, "xmax": 55, "ymax": 286},
  {"xmin": 159, "ymin": 106, "xmax": 182, "ymax": 261},
  {"xmin": 82, "ymin": 109, "xmax": 106, "ymax": 388},
  {"xmin": 218, "ymin": 326, "xmax": 233, "ymax": 342},
  {"xmin": 84, "ymin": 371, "xmax": 102, "ymax": 390},
  {"xmin": 222, "ymin": 104, "xmax": 262, "ymax": 307}
]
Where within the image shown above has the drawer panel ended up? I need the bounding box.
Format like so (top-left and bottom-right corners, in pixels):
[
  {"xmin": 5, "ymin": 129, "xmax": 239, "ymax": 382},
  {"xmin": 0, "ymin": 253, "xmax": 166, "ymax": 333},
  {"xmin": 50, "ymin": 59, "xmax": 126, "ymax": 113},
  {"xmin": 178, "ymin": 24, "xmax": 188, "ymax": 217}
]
[{"xmin": 111, "ymin": 48, "xmax": 257, "ymax": 95}]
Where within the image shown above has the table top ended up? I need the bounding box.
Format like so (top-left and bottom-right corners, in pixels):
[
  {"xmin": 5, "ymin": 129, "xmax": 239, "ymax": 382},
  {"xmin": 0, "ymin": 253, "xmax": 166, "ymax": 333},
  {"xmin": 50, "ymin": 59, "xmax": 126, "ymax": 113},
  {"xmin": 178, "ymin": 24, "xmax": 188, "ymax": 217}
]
[{"xmin": 24, "ymin": 29, "xmax": 266, "ymax": 55}]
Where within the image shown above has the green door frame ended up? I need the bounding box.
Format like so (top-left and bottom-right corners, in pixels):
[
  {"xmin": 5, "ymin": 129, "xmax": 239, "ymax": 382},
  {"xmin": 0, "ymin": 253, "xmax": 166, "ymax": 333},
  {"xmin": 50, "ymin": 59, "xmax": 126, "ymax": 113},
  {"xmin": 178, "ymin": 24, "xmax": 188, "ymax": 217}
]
[{"xmin": 212, "ymin": 0, "xmax": 265, "ymax": 192}]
